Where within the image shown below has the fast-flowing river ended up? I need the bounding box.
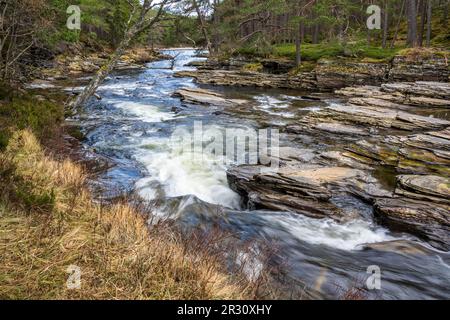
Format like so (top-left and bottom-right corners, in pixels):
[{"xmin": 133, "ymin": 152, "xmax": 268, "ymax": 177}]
[{"xmin": 74, "ymin": 49, "xmax": 450, "ymax": 299}]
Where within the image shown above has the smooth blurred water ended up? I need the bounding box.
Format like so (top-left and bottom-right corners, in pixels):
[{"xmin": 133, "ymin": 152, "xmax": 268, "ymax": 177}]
[{"xmin": 75, "ymin": 49, "xmax": 450, "ymax": 300}]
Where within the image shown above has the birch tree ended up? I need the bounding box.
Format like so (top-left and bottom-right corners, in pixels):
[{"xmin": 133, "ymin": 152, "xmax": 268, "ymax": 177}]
[{"xmin": 69, "ymin": 0, "xmax": 177, "ymax": 110}]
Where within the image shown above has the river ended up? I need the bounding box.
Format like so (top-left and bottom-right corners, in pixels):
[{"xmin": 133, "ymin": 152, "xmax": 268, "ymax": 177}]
[{"xmin": 72, "ymin": 49, "xmax": 450, "ymax": 300}]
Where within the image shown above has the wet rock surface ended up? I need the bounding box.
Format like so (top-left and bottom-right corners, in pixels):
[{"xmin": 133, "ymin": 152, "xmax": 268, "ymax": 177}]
[
  {"xmin": 375, "ymin": 195, "xmax": 450, "ymax": 251},
  {"xmin": 175, "ymin": 69, "xmax": 317, "ymax": 90},
  {"xmin": 376, "ymin": 174, "xmax": 449, "ymax": 250},
  {"xmin": 223, "ymin": 79, "xmax": 450, "ymax": 251},
  {"xmin": 175, "ymin": 53, "xmax": 449, "ymax": 92},
  {"xmin": 337, "ymin": 81, "xmax": 450, "ymax": 108},
  {"xmin": 173, "ymin": 87, "xmax": 248, "ymax": 107},
  {"xmin": 388, "ymin": 54, "xmax": 450, "ymax": 82}
]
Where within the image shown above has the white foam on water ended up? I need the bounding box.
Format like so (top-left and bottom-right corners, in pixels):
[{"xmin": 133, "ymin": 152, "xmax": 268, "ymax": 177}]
[
  {"xmin": 254, "ymin": 95, "xmax": 290, "ymax": 109},
  {"xmin": 137, "ymin": 151, "xmax": 241, "ymax": 209},
  {"xmin": 25, "ymin": 82, "xmax": 59, "ymax": 89},
  {"xmin": 112, "ymin": 101, "xmax": 178, "ymax": 123},
  {"xmin": 253, "ymin": 106, "xmax": 296, "ymax": 118},
  {"xmin": 261, "ymin": 213, "xmax": 396, "ymax": 251},
  {"xmin": 96, "ymin": 82, "xmax": 142, "ymax": 95},
  {"xmin": 135, "ymin": 136, "xmax": 241, "ymax": 209}
]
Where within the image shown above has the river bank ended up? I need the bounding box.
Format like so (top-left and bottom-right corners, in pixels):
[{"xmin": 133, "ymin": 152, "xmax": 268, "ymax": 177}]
[
  {"xmin": 175, "ymin": 48, "xmax": 449, "ymax": 91},
  {"xmin": 0, "ymin": 129, "xmax": 253, "ymax": 299},
  {"xmin": 0, "ymin": 81, "xmax": 271, "ymax": 299},
  {"xmin": 0, "ymin": 48, "xmax": 268, "ymax": 299}
]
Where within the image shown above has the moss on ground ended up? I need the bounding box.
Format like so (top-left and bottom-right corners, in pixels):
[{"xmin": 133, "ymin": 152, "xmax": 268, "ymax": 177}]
[
  {"xmin": 0, "ymin": 86, "xmax": 64, "ymax": 150},
  {"xmin": 273, "ymin": 42, "xmax": 402, "ymax": 62}
]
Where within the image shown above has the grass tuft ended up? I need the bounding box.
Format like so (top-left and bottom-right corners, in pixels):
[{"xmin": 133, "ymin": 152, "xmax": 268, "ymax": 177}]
[{"xmin": 0, "ymin": 130, "xmax": 253, "ymax": 299}]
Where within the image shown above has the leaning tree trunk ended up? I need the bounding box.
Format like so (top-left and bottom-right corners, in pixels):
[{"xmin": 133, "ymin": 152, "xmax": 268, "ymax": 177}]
[
  {"xmin": 69, "ymin": 27, "xmax": 135, "ymax": 110},
  {"xmin": 68, "ymin": 1, "xmax": 167, "ymax": 110}
]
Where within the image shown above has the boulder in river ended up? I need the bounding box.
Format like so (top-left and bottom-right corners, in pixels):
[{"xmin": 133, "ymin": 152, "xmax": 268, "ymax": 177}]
[{"xmin": 227, "ymin": 165, "xmax": 342, "ymax": 220}]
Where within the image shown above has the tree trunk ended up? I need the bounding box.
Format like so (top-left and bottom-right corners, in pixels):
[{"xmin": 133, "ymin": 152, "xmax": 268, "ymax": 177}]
[
  {"xmin": 391, "ymin": 0, "xmax": 406, "ymax": 48},
  {"xmin": 426, "ymin": 0, "xmax": 432, "ymax": 46},
  {"xmin": 407, "ymin": 0, "xmax": 418, "ymax": 47},
  {"xmin": 418, "ymin": 0, "xmax": 426, "ymax": 46},
  {"xmin": 382, "ymin": 0, "xmax": 389, "ymax": 48},
  {"xmin": 68, "ymin": 1, "xmax": 167, "ymax": 110},
  {"xmin": 312, "ymin": 23, "xmax": 319, "ymax": 44},
  {"xmin": 443, "ymin": 0, "xmax": 449, "ymax": 27},
  {"xmin": 212, "ymin": 0, "xmax": 220, "ymax": 53},
  {"xmin": 295, "ymin": 22, "xmax": 302, "ymax": 67},
  {"xmin": 192, "ymin": 0, "xmax": 212, "ymax": 53}
]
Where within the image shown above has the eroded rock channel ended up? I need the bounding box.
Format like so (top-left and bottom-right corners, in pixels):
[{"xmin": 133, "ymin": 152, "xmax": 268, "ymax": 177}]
[
  {"xmin": 43, "ymin": 49, "xmax": 450, "ymax": 299},
  {"xmin": 176, "ymin": 80, "xmax": 449, "ymax": 251}
]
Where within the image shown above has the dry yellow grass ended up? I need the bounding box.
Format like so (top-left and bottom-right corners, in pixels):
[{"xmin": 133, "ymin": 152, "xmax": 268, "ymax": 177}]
[{"xmin": 0, "ymin": 130, "xmax": 248, "ymax": 299}]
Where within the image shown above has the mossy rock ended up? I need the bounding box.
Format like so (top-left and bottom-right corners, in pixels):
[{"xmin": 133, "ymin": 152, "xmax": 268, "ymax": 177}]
[{"xmin": 242, "ymin": 63, "xmax": 263, "ymax": 72}]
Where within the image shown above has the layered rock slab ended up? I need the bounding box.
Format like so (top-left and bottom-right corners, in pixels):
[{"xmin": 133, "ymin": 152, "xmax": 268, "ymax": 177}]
[
  {"xmin": 172, "ymin": 87, "xmax": 247, "ymax": 107},
  {"xmin": 375, "ymin": 175, "xmax": 450, "ymax": 251},
  {"xmin": 227, "ymin": 165, "xmax": 391, "ymax": 221}
]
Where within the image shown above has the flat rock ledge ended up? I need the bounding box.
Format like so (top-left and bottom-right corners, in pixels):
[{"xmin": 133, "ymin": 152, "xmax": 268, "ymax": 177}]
[
  {"xmin": 175, "ymin": 54, "xmax": 449, "ymax": 91},
  {"xmin": 174, "ymin": 69, "xmax": 318, "ymax": 91},
  {"xmin": 172, "ymin": 87, "xmax": 247, "ymax": 107},
  {"xmin": 312, "ymin": 103, "xmax": 450, "ymax": 131},
  {"xmin": 336, "ymin": 81, "xmax": 450, "ymax": 108},
  {"xmin": 227, "ymin": 165, "xmax": 391, "ymax": 222},
  {"xmin": 346, "ymin": 127, "xmax": 450, "ymax": 176}
]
